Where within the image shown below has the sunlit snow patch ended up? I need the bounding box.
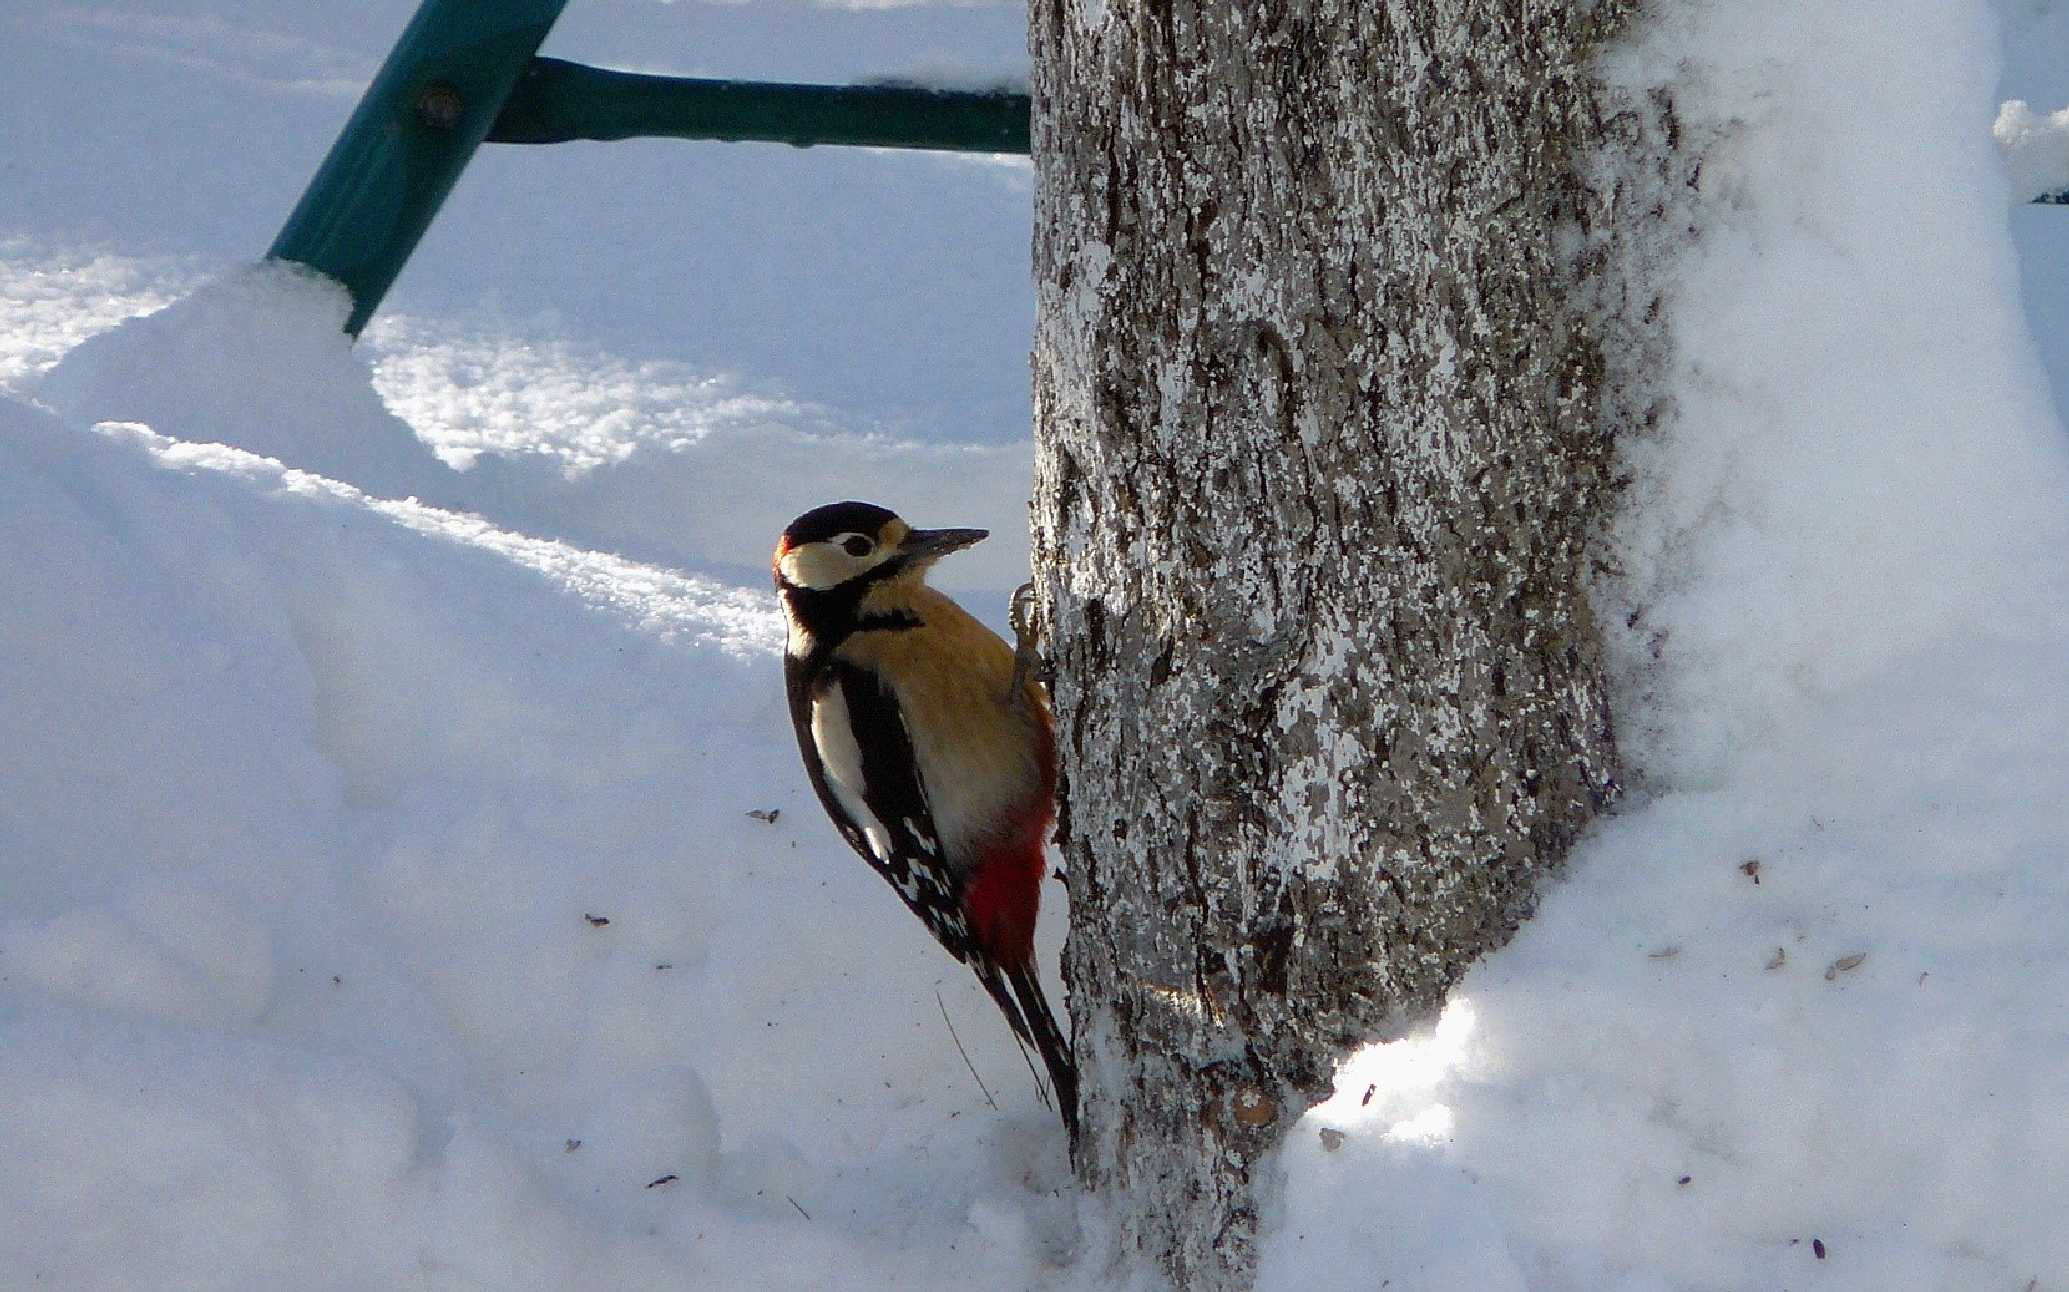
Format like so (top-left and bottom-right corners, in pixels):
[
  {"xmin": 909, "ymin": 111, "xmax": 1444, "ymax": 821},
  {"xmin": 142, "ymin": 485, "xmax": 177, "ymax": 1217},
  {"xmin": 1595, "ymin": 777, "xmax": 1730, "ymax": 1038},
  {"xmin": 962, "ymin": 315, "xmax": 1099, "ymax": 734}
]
[
  {"xmin": 92, "ymin": 420, "xmax": 782, "ymax": 658},
  {"xmin": 1306, "ymin": 999, "xmax": 1474, "ymax": 1145},
  {"xmin": 0, "ymin": 237, "xmax": 196, "ymax": 393},
  {"xmin": 363, "ymin": 315, "xmax": 1039, "ymax": 589}
]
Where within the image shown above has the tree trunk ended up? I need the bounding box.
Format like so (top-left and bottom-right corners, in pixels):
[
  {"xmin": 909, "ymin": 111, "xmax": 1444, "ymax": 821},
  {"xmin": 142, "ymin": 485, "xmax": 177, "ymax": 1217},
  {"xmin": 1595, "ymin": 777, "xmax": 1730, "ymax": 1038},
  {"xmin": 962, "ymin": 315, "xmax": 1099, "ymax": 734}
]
[{"xmin": 1028, "ymin": 1, "xmax": 1663, "ymax": 1285}]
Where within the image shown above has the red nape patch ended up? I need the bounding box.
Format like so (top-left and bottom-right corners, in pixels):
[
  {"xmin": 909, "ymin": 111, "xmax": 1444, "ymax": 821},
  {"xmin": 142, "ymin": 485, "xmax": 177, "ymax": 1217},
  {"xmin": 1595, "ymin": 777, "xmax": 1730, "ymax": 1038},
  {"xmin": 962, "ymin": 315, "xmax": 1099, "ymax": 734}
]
[{"xmin": 962, "ymin": 816, "xmax": 1050, "ymax": 967}]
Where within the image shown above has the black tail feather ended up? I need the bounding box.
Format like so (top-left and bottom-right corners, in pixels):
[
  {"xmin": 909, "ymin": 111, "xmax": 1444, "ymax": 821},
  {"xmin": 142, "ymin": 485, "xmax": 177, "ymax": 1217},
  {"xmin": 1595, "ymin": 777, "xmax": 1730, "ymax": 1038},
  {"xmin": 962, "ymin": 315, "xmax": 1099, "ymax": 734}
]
[
  {"xmin": 973, "ymin": 957, "xmax": 1079, "ymax": 1140},
  {"xmin": 1007, "ymin": 959, "xmax": 1079, "ymax": 1141}
]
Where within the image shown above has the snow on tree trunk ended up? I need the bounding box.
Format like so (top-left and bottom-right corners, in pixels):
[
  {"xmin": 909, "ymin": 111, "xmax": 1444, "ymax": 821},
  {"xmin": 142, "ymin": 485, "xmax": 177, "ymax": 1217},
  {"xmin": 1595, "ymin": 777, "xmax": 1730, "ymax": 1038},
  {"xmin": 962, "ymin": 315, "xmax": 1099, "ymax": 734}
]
[{"xmin": 1029, "ymin": 1, "xmax": 1667, "ymax": 1285}]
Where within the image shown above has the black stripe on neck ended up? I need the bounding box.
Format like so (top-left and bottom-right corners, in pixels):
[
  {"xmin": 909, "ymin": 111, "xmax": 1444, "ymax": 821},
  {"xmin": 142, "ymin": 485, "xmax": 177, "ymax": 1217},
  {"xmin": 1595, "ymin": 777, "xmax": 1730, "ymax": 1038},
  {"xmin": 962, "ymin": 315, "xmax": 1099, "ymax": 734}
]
[
  {"xmin": 780, "ymin": 577, "xmax": 923, "ymax": 672},
  {"xmin": 856, "ymin": 610, "xmax": 923, "ymax": 632}
]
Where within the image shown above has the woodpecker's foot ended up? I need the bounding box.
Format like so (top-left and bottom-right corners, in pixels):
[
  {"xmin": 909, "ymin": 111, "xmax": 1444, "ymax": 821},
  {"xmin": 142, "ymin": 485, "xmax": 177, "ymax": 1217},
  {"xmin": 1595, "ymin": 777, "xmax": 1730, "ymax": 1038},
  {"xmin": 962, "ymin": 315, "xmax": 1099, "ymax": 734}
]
[{"xmin": 1008, "ymin": 582, "xmax": 1051, "ymax": 702}]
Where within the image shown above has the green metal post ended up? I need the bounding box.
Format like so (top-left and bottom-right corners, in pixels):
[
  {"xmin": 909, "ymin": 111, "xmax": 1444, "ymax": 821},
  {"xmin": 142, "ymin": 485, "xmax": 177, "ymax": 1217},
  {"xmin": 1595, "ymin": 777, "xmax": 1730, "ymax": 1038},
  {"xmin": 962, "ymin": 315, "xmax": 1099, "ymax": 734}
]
[
  {"xmin": 268, "ymin": 0, "xmax": 571, "ymax": 335},
  {"xmin": 270, "ymin": 2, "xmax": 1034, "ymax": 337},
  {"xmin": 488, "ymin": 58, "xmax": 1030, "ymax": 155}
]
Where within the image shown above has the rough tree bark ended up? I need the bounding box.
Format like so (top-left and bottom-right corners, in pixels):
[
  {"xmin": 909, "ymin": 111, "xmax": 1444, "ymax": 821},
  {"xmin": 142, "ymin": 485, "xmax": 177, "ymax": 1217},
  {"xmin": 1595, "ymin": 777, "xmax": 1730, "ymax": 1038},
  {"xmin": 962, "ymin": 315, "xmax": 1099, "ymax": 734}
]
[{"xmin": 1029, "ymin": 1, "xmax": 1667, "ymax": 1286}]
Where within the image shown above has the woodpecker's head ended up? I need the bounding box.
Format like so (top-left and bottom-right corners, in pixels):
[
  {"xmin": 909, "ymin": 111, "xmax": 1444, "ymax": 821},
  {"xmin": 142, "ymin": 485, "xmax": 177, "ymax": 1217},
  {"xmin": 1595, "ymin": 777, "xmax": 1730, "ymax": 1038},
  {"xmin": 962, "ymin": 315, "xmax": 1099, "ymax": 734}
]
[{"xmin": 773, "ymin": 501, "xmax": 988, "ymax": 595}]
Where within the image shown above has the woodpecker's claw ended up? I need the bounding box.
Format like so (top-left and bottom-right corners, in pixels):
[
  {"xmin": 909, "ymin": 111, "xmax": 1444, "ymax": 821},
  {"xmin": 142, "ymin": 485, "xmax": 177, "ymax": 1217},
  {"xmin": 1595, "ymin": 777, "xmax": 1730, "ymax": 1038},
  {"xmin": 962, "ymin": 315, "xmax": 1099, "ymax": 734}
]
[{"xmin": 1008, "ymin": 582, "xmax": 1046, "ymax": 705}]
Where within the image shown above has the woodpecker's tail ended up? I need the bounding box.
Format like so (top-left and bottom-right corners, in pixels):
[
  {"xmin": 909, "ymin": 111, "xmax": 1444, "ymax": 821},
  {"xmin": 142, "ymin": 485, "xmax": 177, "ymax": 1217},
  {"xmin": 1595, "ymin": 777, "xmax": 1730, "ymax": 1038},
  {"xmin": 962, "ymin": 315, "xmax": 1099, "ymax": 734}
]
[{"xmin": 975, "ymin": 957, "xmax": 1079, "ymax": 1140}]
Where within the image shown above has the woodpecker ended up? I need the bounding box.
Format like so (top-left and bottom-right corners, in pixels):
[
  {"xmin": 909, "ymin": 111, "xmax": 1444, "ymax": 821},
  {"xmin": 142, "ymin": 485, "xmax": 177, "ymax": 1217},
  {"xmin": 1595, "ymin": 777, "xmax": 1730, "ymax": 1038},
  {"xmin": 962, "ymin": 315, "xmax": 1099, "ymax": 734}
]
[{"xmin": 773, "ymin": 500, "xmax": 1076, "ymax": 1138}]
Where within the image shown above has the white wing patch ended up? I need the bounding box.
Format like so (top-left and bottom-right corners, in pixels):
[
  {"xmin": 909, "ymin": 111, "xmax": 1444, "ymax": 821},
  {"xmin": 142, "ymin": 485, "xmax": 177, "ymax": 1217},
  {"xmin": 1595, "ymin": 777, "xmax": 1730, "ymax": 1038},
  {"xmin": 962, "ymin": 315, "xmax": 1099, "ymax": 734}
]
[
  {"xmin": 805, "ymin": 666, "xmax": 971, "ymax": 958},
  {"xmin": 905, "ymin": 819, "xmax": 938, "ymax": 855},
  {"xmin": 811, "ymin": 685, "xmax": 893, "ymax": 862}
]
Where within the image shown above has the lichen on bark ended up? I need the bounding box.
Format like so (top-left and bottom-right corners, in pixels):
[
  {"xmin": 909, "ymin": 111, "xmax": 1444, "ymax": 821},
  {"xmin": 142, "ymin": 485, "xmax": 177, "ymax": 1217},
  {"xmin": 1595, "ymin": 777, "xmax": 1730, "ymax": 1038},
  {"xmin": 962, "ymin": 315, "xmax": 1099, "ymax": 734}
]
[{"xmin": 1029, "ymin": 0, "xmax": 1667, "ymax": 1286}]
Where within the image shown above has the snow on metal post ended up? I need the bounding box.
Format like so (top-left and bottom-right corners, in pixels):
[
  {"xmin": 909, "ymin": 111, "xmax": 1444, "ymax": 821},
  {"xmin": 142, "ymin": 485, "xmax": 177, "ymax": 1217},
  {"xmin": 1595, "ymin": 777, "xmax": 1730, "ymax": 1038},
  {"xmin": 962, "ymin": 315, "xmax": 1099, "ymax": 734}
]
[{"xmin": 268, "ymin": 0, "xmax": 572, "ymax": 336}]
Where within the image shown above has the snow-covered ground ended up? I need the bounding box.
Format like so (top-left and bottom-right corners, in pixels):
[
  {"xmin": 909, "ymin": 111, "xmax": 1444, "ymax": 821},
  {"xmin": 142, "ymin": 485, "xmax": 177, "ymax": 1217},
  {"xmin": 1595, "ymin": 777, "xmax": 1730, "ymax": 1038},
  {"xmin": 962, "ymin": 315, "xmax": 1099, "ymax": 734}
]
[{"xmin": 4, "ymin": 2, "xmax": 2067, "ymax": 1288}]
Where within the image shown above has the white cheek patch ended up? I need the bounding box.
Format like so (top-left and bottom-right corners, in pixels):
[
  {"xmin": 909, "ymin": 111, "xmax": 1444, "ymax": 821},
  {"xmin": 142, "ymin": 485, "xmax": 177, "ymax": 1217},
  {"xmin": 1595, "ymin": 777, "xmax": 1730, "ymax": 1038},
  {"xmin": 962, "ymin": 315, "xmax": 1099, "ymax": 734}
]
[
  {"xmin": 781, "ymin": 538, "xmax": 899, "ymax": 592},
  {"xmin": 811, "ymin": 686, "xmax": 892, "ymax": 862},
  {"xmin": 780, "ymin": 544, "xmax": 851, "ymax": 591}
]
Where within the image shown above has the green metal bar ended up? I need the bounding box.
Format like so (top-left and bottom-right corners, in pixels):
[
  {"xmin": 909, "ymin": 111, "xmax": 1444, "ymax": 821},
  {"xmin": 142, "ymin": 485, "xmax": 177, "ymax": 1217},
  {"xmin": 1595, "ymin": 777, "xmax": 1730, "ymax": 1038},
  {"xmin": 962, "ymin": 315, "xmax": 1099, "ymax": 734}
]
[
  {"xmin": 270, "ymin": 3, "xmax": 1029, "ymax": 336},
  {"xmin": 268, "ymin": 0, "xmax": 571, "ymax": 335},
  {"xmin": 488, "ymin": 57, "xmax": 1031, "ymax": 155}
]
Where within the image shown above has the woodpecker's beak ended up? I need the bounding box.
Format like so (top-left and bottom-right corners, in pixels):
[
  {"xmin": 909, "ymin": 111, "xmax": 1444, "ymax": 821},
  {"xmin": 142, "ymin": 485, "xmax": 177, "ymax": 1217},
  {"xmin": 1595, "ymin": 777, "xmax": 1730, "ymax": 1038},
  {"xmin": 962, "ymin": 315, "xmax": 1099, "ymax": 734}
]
[{"xmin": 901, "ymin": 527, "xmax": 989, "ymax": 560}]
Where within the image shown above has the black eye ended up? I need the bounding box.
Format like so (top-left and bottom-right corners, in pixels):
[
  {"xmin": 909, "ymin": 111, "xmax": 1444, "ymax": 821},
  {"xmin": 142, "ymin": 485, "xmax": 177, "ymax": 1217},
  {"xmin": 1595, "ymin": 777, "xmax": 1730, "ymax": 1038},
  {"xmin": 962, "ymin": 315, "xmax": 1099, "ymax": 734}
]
[{"xmin": 841, "ymin": 535, "xmax": 875, "ymax": 557}]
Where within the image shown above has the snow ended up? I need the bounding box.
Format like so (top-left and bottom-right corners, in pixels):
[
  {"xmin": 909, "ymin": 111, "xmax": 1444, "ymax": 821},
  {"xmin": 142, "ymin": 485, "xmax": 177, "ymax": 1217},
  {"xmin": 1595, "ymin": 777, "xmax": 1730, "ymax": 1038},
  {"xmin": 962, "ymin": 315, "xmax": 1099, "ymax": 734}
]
[
  {"xmin": 4, "ymin": 1, "xmax": 2069, "ymax": 1289},
  {"xmin": 1998, "ymin": 100, "xmax": 2069, "ymax": 201}
]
